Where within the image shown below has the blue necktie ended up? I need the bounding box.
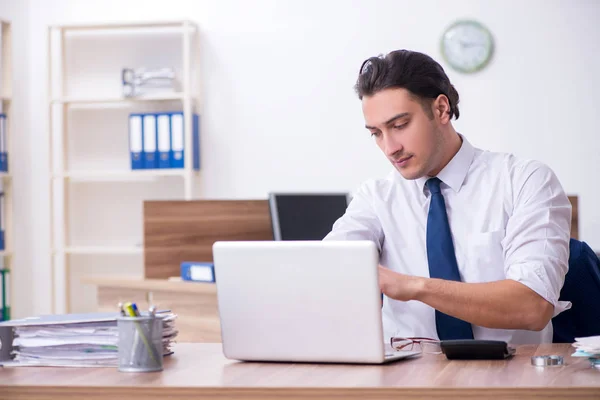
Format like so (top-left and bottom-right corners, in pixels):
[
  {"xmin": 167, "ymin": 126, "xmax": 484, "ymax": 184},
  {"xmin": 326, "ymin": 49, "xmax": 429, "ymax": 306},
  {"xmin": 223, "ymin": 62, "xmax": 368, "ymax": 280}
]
[{"xmin": 425, "ymin": 177, "xmax": 474, "ymax": 340}]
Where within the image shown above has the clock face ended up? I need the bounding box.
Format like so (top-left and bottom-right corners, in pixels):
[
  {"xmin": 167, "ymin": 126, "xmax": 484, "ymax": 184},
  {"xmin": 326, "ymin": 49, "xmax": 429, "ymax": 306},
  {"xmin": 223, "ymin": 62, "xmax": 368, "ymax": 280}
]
[{"xmin": 441, "ymin": 20, "xmax": 494, "ymax": 73}]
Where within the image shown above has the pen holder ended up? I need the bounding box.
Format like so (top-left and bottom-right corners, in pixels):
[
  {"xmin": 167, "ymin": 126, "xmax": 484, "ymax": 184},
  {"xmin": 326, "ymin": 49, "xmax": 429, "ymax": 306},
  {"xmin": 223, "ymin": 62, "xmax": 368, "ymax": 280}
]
[{"xmin": 117, "ymin": 315, "xmax": 163, "ymax": 372}]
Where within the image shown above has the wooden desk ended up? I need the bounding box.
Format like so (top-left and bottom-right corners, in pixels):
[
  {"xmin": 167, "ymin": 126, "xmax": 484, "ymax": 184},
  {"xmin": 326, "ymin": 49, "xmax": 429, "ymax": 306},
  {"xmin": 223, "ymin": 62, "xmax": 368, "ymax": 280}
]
[
  {"xmin": 82, "ymin": 277, "xmax": 220, "ymax": 342},
  {"xmin": 1, "ymin": 343, "xmax": 599, "ymax": 400}
]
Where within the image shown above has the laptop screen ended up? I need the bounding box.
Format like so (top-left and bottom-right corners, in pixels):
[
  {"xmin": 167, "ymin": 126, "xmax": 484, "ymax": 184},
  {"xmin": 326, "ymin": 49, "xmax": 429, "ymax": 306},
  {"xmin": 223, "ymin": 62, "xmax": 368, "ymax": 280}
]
[{"xmin": 269, "ymin": 193, "xmax": 349, "ymax": 241}]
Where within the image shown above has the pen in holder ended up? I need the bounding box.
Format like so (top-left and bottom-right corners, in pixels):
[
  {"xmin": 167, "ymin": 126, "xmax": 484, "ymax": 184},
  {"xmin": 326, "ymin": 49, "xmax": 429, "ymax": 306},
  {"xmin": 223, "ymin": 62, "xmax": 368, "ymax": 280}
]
[{"xmin": 117, "ymin": 308, "xmax": 163, "ymax": 372}]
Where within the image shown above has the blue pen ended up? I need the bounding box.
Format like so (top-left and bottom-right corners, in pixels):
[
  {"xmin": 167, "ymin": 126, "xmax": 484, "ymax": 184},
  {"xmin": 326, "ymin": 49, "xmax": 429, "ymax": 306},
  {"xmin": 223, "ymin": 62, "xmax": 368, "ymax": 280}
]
[
  {"xmin": 131, "ymin": 303, "xmax": 141, "ymax": 317},
  {"xmin": 128, "ymin": 301, "xmax": 159, "ymax": 365}
]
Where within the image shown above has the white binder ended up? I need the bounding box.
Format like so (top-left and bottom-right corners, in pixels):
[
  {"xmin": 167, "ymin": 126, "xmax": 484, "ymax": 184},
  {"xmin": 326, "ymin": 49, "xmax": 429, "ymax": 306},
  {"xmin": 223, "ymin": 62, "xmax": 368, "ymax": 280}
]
[
  {"xmin": 128, "ymin": 114, "xmax": 143, "ymax": 170},
  {"xmin": 170, "ymin": 113, "xmax": 184, "ymax": 168},
  {"xmin": 157, "ymin": 114, "xmax": 171, "ymax": 169},
  {"xmin": 143, "ymin": 114, "xmax": 158, "ymax": 169}
]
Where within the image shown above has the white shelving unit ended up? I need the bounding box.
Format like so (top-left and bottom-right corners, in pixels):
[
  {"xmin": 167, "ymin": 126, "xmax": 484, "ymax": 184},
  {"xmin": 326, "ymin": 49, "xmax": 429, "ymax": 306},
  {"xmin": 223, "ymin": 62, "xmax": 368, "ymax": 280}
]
[
  {"xmin": 0, "ymin": 19, "xmax": 13, "ymax": 321},
  {"xmin": 48, "ymin": 20, "xmax": 201, "ymax": 314},
  {"xmin": 51, "ymin": 92, "xmax": 185, "ymax": 105}
]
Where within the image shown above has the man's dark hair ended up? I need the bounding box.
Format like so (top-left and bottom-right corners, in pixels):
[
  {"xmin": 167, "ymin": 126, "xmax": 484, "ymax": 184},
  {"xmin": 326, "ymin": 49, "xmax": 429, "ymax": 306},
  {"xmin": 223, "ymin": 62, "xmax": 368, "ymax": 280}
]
[{"xmin": 355, "ymin": 50, "xmax": 460, "ymax": 120}]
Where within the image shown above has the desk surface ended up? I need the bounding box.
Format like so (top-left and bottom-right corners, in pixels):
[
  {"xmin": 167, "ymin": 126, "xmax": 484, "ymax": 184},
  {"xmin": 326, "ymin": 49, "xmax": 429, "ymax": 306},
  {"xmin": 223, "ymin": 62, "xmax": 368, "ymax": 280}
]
[{"xmin": 1, "ymin": 343, "xmax": 599, "ymax": 400}]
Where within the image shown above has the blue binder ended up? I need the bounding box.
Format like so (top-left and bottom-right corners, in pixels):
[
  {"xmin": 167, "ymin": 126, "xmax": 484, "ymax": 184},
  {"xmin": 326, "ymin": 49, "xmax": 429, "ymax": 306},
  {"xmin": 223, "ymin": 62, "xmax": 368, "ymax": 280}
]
[
  {"xmin": 170, "ymin": 112, "xmax": 184, "ymax": 169},
  {"xmin": 157, "ymin": 113, "xmax": 171, "ymax": 169},
  {"xmin": 169, "ymin": 112, "xmax": 200, "ymax": 170},
  {"xmin": 181, "ymin": 262, "xmax": 215, "ymax": 283},
  {"xmin": 143, "ymin": 113, "xmax": 158, "ymax": 169},
  {"xmin": 193, "ymin": 114, "xmax": 200, "ymax": 170},
  {"xmin": 128, "ymin": 114, "xmax": 144, "ymax": 170},
  {"xmin": 0, "ymin": 114, "xmax": 7, "ymax": 172},
  {"xmin": 0, "ymin": 191, "xmax": 4, "ymax": 251}
]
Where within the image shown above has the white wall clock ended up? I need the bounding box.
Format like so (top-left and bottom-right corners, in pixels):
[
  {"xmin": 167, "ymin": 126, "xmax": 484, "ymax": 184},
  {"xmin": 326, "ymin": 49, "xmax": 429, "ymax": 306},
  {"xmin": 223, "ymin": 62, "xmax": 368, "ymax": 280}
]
[{"xmin": 441, "ymin": 20, "xmax": 494, "ymax": 73}]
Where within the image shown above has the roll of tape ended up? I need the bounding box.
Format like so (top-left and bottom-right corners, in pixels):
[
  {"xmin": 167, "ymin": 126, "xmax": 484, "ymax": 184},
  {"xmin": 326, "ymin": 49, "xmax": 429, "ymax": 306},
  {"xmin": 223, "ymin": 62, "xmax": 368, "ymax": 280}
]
[{"xmin": 531, "ymin": 355, "xmax": 564, "ymax": 366}]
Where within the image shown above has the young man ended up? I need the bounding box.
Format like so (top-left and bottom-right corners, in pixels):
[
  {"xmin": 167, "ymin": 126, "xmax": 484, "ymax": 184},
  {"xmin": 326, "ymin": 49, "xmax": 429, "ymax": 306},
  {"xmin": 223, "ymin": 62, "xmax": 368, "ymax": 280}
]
[{"xmin": 324, "ymin": 50, "xmax": 571, "ymax": 344}]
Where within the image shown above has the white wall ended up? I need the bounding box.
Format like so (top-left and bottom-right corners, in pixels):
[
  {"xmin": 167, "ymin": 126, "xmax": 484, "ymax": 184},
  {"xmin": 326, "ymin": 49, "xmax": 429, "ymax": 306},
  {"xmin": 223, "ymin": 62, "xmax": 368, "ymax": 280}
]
[{"xmin": 1, "ymin": 0, "xmax": 599, "ymax": 317}]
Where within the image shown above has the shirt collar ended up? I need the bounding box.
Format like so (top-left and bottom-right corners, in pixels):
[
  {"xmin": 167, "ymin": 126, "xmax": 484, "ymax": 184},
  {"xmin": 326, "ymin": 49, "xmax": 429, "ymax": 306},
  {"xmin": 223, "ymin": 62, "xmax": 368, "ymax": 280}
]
[{"xmin": 415, "ymin": 134, "xmax": 475, "ymax": 194}]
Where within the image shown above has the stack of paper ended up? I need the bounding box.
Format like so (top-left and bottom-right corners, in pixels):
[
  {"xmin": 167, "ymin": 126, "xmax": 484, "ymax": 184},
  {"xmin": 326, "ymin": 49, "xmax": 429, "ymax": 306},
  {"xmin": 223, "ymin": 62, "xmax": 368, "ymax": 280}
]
[
  {"xmin": 13, "ymin": 321, "xmax": 119, "ymax": 366},
  {"xmin": 1, "ymin": 311, "xmax": 178, "ymax": 367},
  {"xmin": 121, "ymin": 67, "xmax": 177, "ymax": 97},
  {"xmin": 572, "ymin": 336, "xmax": 600, "ymax": 369}
]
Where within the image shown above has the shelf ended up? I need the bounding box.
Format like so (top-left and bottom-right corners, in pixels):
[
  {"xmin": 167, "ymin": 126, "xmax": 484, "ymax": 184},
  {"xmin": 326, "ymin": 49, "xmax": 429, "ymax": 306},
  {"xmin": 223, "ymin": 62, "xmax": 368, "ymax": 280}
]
[
  {"xmin": 0, "ymin": 96, "xmax": 11, "ymax": 103},
  {"xmin": 48, "ymin": 19, "xmax": 201, "ymax": 314},
  {"xmin": 56, "ymin": 246, "xmax": 144, "ymax": 255},
  {"xmin": 52, "ymin": 20, "xmax": 196, "ymax": 32},
  {"xmin": 0, "ymin": 172, "xmax": 11, "ymax": 179},
  {"xmin": 52, "ymin": 169, "xmax": 187, "ymax": 182},
  {"xmin": 50, "ymin": 92, "xmax": 188, "ymax": 106},
  {"xmin": 0, "ymin": 251, "xmax": 13, "ymax": 258}
]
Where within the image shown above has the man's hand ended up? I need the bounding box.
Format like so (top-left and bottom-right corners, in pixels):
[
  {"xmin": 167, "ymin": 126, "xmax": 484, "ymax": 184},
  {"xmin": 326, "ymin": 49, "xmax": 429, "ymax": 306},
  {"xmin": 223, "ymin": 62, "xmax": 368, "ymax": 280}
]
[
  {"xmin": 377, "ymin": 265, "xmax": 554, "ymax": 331},
  {"xmin": 378, "ymin": 265, "xmax": 424, "ymax": 302}
]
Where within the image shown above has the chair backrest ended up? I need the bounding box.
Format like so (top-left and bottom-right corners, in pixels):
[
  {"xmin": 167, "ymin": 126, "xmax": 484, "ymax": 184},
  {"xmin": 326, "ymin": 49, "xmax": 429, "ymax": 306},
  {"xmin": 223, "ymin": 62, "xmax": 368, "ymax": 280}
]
[{"xmin": 552, "ymin": 238, "xmax": 600, "ymax": 343}]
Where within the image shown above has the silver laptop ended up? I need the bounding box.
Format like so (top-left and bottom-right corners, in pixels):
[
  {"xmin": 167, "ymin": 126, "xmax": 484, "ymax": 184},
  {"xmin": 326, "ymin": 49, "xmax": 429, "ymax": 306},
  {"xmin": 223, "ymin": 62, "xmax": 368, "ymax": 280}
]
[{"xmin": 212, "ymin": 240, "xmax": 421, "ymax": 364}]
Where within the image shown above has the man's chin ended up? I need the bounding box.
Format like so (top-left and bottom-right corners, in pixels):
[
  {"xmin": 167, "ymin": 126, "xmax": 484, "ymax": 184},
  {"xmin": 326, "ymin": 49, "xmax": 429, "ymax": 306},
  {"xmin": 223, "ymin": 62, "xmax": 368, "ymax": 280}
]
[{"xmin": 395, "ymin": 166, "xmax": 423, "ymax": 180}]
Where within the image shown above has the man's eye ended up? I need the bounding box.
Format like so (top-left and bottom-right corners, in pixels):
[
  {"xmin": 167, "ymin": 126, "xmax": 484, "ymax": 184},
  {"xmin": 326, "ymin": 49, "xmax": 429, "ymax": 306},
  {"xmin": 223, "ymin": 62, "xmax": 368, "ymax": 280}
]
[
  {"xmin": 370, "ymin": 131, "xmax": 381, "ymax": 137},
  {"xmin": 394, "ymin": 123, "xmax": 407, "ymax": 130}
]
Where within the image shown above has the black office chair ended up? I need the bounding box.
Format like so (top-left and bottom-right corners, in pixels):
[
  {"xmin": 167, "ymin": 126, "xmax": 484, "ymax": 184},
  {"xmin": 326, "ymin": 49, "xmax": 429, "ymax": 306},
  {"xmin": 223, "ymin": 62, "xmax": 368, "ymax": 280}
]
[{"xmin": 552, "ymin": 238, "xmax": 600, "ymax": 343}]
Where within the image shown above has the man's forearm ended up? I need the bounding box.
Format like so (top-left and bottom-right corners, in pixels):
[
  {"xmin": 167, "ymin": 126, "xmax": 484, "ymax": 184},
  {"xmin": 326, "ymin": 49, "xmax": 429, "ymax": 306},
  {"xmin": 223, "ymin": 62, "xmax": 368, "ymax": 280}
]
[{"xmin": 414, "ymin": 278, "xmax": 554, "ymax": 331}]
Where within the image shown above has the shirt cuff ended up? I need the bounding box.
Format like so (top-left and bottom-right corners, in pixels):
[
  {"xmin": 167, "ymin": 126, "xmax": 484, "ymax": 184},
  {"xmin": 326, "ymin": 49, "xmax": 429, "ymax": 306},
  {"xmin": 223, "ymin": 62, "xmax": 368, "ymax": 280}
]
[{"xmin": 506, "ymin": 261, "xmax": 571, "ymax": 317}]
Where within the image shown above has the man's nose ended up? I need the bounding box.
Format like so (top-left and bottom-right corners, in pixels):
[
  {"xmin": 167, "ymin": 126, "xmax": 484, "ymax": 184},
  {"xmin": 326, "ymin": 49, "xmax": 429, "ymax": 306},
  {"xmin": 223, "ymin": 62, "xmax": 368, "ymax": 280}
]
[{"xmin": 382, "ymin": 132, "xmax": 403, "ymax": 157}]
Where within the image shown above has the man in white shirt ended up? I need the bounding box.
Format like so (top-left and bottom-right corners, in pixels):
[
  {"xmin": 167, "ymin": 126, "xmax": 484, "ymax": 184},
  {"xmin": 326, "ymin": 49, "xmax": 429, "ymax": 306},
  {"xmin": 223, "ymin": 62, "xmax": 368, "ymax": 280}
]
[{"xmin": 324, "ymin": 50, "xmax": 571, "ymax": 344}]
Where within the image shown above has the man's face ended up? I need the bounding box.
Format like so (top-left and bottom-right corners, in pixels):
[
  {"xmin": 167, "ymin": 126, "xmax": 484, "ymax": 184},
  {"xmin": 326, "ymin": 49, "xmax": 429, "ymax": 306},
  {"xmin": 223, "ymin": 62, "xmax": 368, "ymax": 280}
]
[{"xmin": 362, "ymin": 88, "xmax": 443, "ymax": 180}]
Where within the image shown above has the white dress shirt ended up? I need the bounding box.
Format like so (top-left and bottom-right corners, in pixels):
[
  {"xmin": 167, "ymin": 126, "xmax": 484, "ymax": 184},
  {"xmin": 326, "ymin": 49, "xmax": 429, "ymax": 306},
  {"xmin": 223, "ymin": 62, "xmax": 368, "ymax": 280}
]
[{"xmin": 324, "ymin": 135, "xmax": 572, "ymax": 344}]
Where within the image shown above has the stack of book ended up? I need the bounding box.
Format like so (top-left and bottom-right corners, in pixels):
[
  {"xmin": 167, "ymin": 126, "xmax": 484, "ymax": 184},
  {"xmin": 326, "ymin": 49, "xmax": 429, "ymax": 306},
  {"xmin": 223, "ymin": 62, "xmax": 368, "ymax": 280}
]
[{"xmin": 0, "ymin": 311, "xmax": 178, "ymax": 367}]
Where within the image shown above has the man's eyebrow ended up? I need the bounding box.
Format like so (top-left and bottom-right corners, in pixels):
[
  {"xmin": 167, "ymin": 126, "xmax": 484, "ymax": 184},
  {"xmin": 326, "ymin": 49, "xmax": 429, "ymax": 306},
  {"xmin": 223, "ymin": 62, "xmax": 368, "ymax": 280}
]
[{"xmin": 365, "ymin": 113, "xmax": 410, "ymax": 130}]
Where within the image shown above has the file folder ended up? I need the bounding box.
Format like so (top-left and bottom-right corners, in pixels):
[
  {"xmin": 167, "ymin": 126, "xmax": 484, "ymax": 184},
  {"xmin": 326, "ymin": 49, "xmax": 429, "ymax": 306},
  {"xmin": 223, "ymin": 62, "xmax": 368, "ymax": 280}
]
[
  {"xmin": 0, "ymin": 114, "xmax": 6, "ymax": 172},
  {"xmin": 128, "ymin": 114, "xmax": 144, "ymax": 170},
  {"xmin": 193, "ymin": 114, "xmax": 200, "ymax": 170},
  {"xmin": 157, "ymin": 113, "xmax": 171, "ymax": 169},
  {"xmin": 143, "ymin": 114, "xmax": 158, "ymax": 169},
  {"xmin": 170, "ymin": 112, "xmax": 184, "ymax": 169},
  {"xmin": 0, "ymin": 191, "xmax": 4, "ymax": 251},
  {"xmin": 169, "ymin": 112, "xmax": 200, "ymax": 170},
  {"xmin": 181, "ymin": 262, "xmax": 215, "ymax": 283},
  {"xmin": 0, "ymin": 268, "xmax": 9, "ymax": 322},
  {"xmin": 0, "ymin": 310, "xmax": 179, "ymax": 365}
]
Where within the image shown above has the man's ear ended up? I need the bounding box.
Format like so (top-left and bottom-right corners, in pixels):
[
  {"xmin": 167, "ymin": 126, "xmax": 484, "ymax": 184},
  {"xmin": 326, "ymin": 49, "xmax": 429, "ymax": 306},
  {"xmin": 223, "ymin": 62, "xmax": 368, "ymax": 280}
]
[{"xmin": 433, "ymin": 94, "xmax": 451, "ymax": 124}]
